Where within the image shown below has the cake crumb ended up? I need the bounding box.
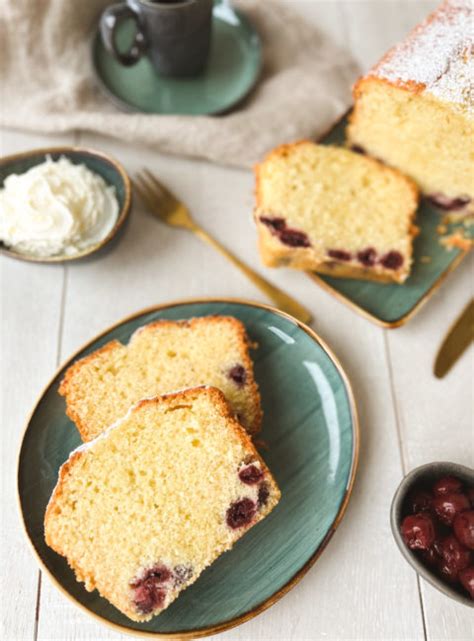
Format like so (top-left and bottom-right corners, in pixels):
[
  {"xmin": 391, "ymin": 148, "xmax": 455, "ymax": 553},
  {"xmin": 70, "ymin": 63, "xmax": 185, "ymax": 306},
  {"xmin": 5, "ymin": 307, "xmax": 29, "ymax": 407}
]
[
  {"xmin": 437, "ymin": 225, "xmax": 448, "ymax": 235},
  {"xmin": 442, "ymin": 210, "xmax": 474, "ymax": 225},
  {"xmin": 440, "ymin": 231, "xmax": 473, "ymax": 251},
  {"xmin": 420, "ymin": 256, "xmax": 432, "ymax": 263}
]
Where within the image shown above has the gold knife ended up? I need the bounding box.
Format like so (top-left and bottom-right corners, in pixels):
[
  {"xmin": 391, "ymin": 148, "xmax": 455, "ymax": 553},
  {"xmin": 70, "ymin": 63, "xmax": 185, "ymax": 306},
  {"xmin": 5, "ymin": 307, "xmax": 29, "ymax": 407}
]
[{"xmin": 434, "ymin": 299, "xmax": 474, "ymax": 378}]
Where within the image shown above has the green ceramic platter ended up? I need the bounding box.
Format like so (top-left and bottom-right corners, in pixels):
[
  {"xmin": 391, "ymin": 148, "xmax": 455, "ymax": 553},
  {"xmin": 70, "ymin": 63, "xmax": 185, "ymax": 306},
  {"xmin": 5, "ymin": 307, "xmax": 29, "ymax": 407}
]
[
  {"xmin": 18, "ymin": 300, "xmax": 358, "ymax": 639},
  {"xmin": 312, "ymin": 116, "xmax": 472, "ymax": 328},
  {"xmin": 92, "ymin": 5, "xmax": 261, "ymax": 115}
]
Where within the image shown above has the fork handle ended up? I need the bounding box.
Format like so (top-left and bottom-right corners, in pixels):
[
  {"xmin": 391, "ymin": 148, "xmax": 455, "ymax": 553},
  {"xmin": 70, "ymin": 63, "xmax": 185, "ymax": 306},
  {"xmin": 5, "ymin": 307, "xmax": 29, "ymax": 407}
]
[{"xmin": 193, "ymin": 228, "xmax": 312, "ymax": 324}]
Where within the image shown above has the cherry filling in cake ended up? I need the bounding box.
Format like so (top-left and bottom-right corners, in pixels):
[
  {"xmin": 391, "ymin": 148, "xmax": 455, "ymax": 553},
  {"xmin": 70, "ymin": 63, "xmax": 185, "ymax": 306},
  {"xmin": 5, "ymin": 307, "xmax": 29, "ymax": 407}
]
[
  {"xmin": 328, "ymin": 249, "xmax": 351, "ymax": 261},
  {"xmin": 228, "ymin": 364, "xmax": 247, "ymax": 387},
  {"xmin": 258, "ymin": 483, "xmax": 270, "ymax": 507},
  {"xmin": 133, "ymin": 583, "xmax": 166, "ymax": 615},
  {"xmin": 130, "ymin": 565, "xmax": 172, "ymax": 614},
  {"xmin": 260, "ymin": 216, "xmax": 311, "ymax": 248},
  {"xmin": 261, "ymin": 215, "xmax": 405, "ymax": 273},
  {"xmin": 239, "ymin": 464, "xmax": 264, "ymax": 485},
  {"xmin": 427, "ymin": 194, "xmax": 471, "ymax": 211},
  {"xmin": 326, "ymin": 247, "xmax": 404, "ymax": 270},
  {"xmin": 131, "ymin": 563, "xmax": 194, "ymax": 614},
  {"xmin": 380, "ymin": 251, "xmax": 403, "ymax": 269},
  {"xmin": 226, "ymin": 498, "xmax": 257, "ymax": 529},
  {"xmin": 357, "ymin": 247, "xmax": 377, "ymax": 266},
  {"xmin": 227, "ymin": 461, "xmax": 271, "ymax": 528}
]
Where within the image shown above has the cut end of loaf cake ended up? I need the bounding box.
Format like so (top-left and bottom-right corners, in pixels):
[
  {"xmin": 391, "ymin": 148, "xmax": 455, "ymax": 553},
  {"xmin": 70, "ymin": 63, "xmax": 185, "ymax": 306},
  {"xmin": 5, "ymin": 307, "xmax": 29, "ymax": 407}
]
[
  {"xmin": 347, "ymin": 0, "xmax": 474, "ymax": 207},
  {"xmin": 59, "ymin": 316, "xmax": 262, "ymax": 441},
  {"xmin": 45, "ymin": 386, "xmax": 280, "ymax": 622},
  {"xmin": 348, "ymin": 78, "xmax": 474, "ymax": 207},
  {"xmin": 254, "ymin": 141, "xmax": 419, "ymax": 284}
]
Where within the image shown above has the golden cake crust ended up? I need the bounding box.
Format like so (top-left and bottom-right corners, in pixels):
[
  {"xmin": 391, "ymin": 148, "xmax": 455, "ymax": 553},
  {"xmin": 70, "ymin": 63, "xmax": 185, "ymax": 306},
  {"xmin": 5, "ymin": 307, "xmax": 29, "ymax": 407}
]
[
  {"xmin": 58, "ymin": 340, "xmax": 122, "ymax": 442},
  {"xmin": 254, "ymin": 141, "xmax": 419, "ymax": 284},
  {"xmin": 59, "ymin": 316, "xmax": 262, "ymax": 441}
]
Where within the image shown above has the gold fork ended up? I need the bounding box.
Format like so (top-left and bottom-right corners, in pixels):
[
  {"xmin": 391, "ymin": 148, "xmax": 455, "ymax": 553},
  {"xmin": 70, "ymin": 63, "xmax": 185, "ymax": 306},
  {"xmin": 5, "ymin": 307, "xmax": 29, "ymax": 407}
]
[{"xmin": 134, "ymin": 170, "xmax": 312, "ymax": 324}]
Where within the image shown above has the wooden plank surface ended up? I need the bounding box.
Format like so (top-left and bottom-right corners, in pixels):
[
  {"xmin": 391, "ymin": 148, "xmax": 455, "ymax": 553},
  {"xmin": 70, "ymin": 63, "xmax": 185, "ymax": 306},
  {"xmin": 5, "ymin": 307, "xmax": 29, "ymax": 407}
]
[
  {"xmin": 386, "ymin": 256, "xmax": 474, "ymax": 641},
  {"xmin": 2, "ymin": 1, "xmax": 472, "ymax": 640},
  {"xmin": 1, "ymin": 130, "xmax": 72, "ymax": 641}
]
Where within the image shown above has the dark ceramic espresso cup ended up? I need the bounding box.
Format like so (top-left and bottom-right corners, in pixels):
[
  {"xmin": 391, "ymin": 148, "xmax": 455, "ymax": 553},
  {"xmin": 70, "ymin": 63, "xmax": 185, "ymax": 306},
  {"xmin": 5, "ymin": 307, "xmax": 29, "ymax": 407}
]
[{"xmin": 100, "ymin": 0, "xmax": 214, "ymax": 76}]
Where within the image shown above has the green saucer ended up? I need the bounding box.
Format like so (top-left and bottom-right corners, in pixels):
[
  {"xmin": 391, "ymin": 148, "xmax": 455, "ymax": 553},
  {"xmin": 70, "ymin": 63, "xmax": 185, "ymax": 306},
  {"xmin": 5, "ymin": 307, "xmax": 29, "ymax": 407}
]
[{"xmin": 92, "ymin": 5, "xmax": 262, "ymax": 115}]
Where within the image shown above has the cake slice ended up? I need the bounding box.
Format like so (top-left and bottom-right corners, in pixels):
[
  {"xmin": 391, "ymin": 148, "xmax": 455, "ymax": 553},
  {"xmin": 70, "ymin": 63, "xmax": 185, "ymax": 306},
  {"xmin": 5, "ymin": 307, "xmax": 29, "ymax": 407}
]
[
  {"xmin": 44, "ymin": 387, "xmax": 280, "ymax": 622},
  {"xmin": 347, "ymin": 0, "xmax": 473, "ymax": 216},
  {"xmin": 254, "ymin": 142, "xmax": 419, "ymax": 283},
  {"xmin": 59, "ymin": 316, "xmax": 262, "ymax": 441}
]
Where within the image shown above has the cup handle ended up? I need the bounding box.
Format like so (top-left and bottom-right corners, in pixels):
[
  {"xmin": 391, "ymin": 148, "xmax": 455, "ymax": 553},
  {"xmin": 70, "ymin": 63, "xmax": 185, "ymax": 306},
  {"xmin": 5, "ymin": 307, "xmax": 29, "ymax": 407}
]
[{"xmin": 100, "ymin": 3, "xmax": 147, "ymax": 66}]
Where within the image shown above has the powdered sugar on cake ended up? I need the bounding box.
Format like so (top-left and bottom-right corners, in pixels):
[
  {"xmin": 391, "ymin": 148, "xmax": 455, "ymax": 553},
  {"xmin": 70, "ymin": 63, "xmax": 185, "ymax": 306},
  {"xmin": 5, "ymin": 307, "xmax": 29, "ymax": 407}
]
[{"xmin": 372, "ymin": 0, "xmax": 473, "ymax": 110}]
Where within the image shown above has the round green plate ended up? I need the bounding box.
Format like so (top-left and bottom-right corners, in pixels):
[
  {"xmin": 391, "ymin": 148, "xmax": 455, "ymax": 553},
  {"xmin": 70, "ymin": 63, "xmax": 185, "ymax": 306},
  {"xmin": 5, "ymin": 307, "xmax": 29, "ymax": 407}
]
[
  {"xmin": 18, "ymin": 300, "xmax": 359, "ymax": 638},
  {"xmin": 92, "ymin": 5, "xmax": 261, "ymax": 115}
]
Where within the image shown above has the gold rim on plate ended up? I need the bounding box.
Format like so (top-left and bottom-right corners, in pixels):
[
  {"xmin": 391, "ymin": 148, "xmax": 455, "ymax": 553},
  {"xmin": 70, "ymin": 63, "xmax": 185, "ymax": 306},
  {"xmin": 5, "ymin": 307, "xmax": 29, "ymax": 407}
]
[
  {"xmin": 0, "ymin": 146, "xmax": 132, "ymax": 263},
  {"xmin": 307, "ymin": 249, "xmax": 470, "ymax": 329},
  {"xmin": 16, "ymin": 297, "xmax": 360, "ymax": 640}
]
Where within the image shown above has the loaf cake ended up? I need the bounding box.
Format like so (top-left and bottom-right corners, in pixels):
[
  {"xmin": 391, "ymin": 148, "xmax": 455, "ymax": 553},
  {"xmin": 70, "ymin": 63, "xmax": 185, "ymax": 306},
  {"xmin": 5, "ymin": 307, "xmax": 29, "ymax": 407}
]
[
  {"xmin": 59, "ymin": 316, "xmax": 262, "ymax": 441},
  {"xmin": 347, "ymin": 0, "xmax": 474, "ymax": 216},
  {"xmin": 45, "ymin": 387, "xmax": 280, "ymax": 622},
  {"xmin": 254, "ymin": 142, "xmax": 419, "ymax": 283}
]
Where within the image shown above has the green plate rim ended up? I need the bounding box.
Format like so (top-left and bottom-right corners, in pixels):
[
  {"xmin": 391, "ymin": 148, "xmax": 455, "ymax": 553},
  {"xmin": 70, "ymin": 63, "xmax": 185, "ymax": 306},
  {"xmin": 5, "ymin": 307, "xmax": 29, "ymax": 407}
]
[
  {"xmin": 308, "ymin": 249, "xmax": 469, "ymax": 329},
  {"xmin": 17, "ymin": 298, "xmax": 359, "ymax": 639},
  {"xmin": 91, "ymin": 8, "xmax": 262, "ymax": 116}
]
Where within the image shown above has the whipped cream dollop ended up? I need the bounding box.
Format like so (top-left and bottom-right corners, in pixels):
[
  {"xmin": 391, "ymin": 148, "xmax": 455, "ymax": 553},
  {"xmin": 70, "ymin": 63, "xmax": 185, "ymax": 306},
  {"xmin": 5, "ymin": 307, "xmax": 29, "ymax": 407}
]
[{"xmin": 0, "ymin": 156, "xmax": 119, "ymax": 257}]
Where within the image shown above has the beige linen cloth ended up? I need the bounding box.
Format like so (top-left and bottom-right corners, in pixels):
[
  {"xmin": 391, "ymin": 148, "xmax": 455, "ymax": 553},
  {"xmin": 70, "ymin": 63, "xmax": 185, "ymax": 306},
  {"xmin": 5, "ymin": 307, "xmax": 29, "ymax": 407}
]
[{"xmin": 0, "ymin": 0, "xmax": 358, "ymax": 168}]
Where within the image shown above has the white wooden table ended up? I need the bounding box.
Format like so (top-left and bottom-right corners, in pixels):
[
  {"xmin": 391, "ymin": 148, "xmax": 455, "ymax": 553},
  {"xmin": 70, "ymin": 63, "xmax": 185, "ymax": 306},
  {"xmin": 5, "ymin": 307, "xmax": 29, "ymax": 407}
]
[{"xmin": 2, "ymin": 1, "xmax": 473, "ymax": 639}]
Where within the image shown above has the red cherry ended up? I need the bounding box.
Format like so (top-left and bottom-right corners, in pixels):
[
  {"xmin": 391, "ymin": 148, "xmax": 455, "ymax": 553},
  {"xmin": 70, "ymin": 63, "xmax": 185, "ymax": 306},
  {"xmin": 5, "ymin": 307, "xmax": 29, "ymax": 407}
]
[
  {"xmin": 407, "ymin": 489, "xmax": 433, "ymax": 513},
  {"xmin": 438, "ymin": 535, "xmax": 471, "ymax": 580},
  {"xmin": 279, "ymin": 228, "xmax": 311, "ymax": 248},
  {"xmin": 439, "ymin": 560, "xmax": 461, "ymax": 583},
  {"xmin": 401, "ymin": 513, "xmax": 436, "ymax": 550},
  {"xmin": 258, "ymin": 483, "xmax": 270, "ymax": 507},
  {"xmin": 432, "ymin": 493, "xmax": 470, "ymax": 526},
  {"xmin": 130, "ymin": 564, "xmax": 171, "ymax": 615},
  {"xmin": 420, "ymin": 546, "xmax": 440, "ymax": 567},
  {"xmin": 226, "ymin": 498, "xmax": 256, "ymax": 529},
  {"xmin": 357, "ymin": 247, "xmax": 377, "ymax": 267},
  {"xmin": 433, "ymin": 476, "xmax": 463, "ymax": 496},
  {"xmin": 228, "ymin": 365, "xmax": 247, "ymax": 387},
  {"xmin": 238, "ymin": 464, "xmax": 263, "ymax": 485},
  {"xmin": 433, "ymin": 538, "xmax": 445, "ymax": 556},
  {"xmin": 458, "ymin": 566, "xmax": 474, "ymax": 599},
  {"xmin": 467, "ymin": 487, "xmax": 474, "ymax": 507},
  {"xmin": 380, "ymin": 250, "xmax": 403, "ymax": 269},
  {"xmin": 328, "ymin": 249, "xmax": 352, "ymax": 261},
  {"xmin": 453, "ymin": 510, "xmax": 474, "ymax": 550}
]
